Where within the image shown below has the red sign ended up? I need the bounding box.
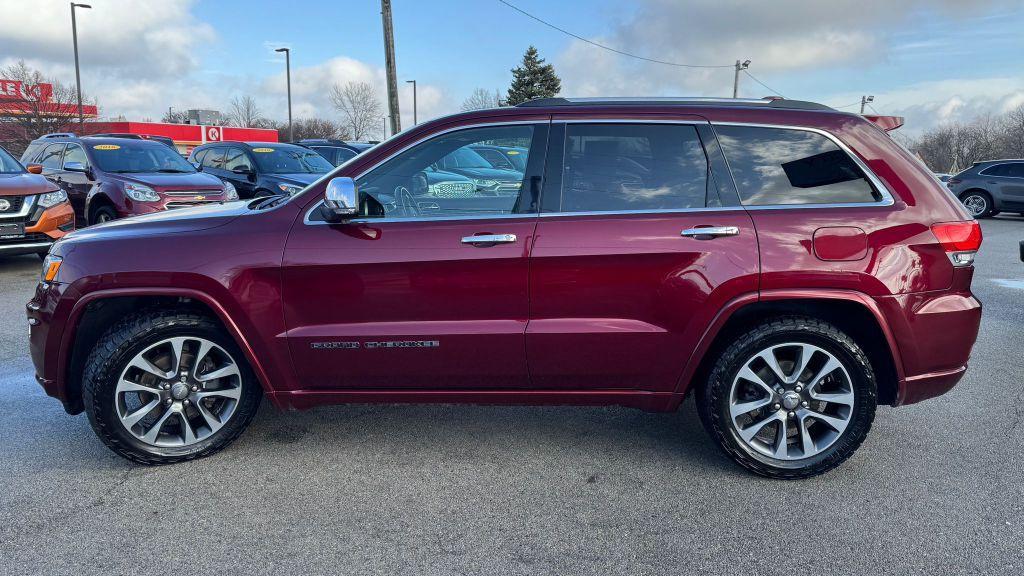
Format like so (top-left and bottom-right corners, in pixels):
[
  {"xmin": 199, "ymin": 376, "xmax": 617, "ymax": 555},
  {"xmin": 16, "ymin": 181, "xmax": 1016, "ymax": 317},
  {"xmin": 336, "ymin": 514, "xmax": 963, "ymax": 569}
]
[
  {"xmin": 0, "ymin": 80, "xmax": 54, "ymax": 103},
  {"xmin": 204, "ymin": 125, "xmax": 222, "ymax": 142}
]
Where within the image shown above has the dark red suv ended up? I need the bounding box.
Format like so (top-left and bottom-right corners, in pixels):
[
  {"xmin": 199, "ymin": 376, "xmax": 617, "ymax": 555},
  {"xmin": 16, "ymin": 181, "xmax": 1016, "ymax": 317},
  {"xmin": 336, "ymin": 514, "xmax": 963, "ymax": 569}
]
[{"xmin": 27, "ymin": 98, "xmax": 982, "ymax": 478}]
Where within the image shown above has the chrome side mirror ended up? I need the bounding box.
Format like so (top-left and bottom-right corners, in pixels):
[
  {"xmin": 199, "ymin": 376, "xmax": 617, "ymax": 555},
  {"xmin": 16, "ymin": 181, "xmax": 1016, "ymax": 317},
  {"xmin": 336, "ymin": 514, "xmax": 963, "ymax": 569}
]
[
  {"xmin": 321, "ymin": 177, "xmax": 359, "ymax": 223},
  {"xmin": 64, "ymin": 161, "xmax": 87, "ymax": 173}
]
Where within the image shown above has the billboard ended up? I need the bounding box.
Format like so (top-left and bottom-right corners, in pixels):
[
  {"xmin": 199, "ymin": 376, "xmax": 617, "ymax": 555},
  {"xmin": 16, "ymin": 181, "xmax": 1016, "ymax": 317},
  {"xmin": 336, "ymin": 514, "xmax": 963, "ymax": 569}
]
[{"xmin": 0, "ymin": 79, "xmax": 97, "ymax": 117}]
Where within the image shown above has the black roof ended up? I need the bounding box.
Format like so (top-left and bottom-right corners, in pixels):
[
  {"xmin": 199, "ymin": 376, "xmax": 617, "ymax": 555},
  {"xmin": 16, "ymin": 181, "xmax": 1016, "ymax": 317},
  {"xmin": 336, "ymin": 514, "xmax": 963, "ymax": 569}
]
[{"xmin": 515, "ymin": 96, "xmax": 833, "ymax": 111}]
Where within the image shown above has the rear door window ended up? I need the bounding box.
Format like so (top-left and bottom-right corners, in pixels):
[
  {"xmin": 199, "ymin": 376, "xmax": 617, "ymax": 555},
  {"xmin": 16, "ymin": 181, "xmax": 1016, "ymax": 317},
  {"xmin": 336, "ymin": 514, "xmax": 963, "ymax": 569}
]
[
  {"xmin": 222, "ymin": 147, "xmax": 253, "ymax": 172},
  {"xmin": 1004, "ymin": 163, "xmax": 1024, "ymax": 178},
  {"xmin": 716, "ymin": 125, "xmax": 882, "ymax": 206},
  {"xmin": 559, "ymin": 123, "xmax": 711, "ymax": 212},
  {"xmin": 63, "ymin": 143, "xmax": 89, "ymax": 168}
]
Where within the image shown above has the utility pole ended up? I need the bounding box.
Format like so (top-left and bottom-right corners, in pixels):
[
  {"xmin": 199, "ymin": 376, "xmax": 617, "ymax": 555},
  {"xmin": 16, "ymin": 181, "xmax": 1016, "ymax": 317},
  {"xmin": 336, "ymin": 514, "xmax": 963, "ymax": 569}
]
[
  {"xmin": 381, "ymin": 0, "xmax": 401, "ymax": 135},
  {"xmin": 406, "ymin": 79, "xmax": 417, "ymax": 125},
  {"xmin": 275, "ymin": 47, "xmax": 293, "ymax": 141},
  {"xmin": 732, "ymin": 59, "xmax": 750, "ymax": 99},
  {"xmin": 381, "ymin": 116, "xmax": 388, "ymax": 139},
  {"xmin": 860, "ymin": 95, "xmax": 874, "ymax": 114},
  {"xmin": 70, "ymin": 2, "xmax": 91, "ymax": 125}
]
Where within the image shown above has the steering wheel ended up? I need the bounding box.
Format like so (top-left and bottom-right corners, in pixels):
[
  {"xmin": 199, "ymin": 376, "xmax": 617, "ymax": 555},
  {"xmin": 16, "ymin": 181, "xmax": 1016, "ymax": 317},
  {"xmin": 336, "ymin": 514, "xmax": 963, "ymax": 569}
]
[{"xmin": 393, "ymin": 185, "xmax": 420, "ymax": 218}]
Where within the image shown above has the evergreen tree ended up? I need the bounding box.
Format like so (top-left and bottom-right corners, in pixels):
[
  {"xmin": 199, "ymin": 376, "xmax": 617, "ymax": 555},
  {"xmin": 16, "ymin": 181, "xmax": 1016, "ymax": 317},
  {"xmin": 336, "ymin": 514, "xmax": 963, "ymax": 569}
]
[{"xmin": 506, "ymin": 46, "xmax": 561, "ymax": 106}]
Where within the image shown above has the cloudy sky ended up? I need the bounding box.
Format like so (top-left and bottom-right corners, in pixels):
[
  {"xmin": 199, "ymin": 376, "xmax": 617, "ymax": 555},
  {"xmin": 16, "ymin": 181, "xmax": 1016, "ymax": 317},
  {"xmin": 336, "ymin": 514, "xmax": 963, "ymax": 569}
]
[{"xmin": 1, "ymin": 0, "xmax": 1022, "ymax": 138}]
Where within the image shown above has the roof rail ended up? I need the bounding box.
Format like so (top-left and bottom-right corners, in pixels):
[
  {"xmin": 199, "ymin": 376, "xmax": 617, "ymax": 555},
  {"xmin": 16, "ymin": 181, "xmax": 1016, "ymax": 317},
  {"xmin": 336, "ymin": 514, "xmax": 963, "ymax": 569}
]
[
  {"xmin": 515, "ymin": 96, "xmax": 833, "ymax": 111},
  {"xmin": 40, "ymin": 132, "xmax": 76, "ymax": 139}
]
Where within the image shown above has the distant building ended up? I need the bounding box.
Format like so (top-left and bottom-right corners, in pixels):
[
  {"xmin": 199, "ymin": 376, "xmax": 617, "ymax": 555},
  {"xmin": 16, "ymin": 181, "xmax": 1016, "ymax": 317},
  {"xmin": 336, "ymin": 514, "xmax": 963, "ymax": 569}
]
[
  {"xmin": 186, "ymin": 109, "xmax": 225, "ymax": 125},
  {"xmin": 84, "ymin": 120, "xmax": 278, "ymax": 154}
]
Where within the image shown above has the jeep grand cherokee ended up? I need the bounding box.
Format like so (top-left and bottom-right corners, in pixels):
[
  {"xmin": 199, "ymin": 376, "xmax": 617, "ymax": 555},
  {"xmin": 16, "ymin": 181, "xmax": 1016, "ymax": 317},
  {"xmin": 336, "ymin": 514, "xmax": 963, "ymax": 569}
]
[{"xmin": 27, "ymin": 97, "xmax": 982, "ymax": 478}]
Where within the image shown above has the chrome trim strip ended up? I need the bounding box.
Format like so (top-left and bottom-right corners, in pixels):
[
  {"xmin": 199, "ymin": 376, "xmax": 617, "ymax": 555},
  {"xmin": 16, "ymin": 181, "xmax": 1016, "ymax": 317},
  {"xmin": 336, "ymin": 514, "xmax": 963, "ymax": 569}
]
[
  {"xmin": 304, "ymin": 210, "xmax": 534, "ymax": 226},
  {"xmin": 539, "ymin": 207, "xmax": 737, "ymax": 218},
  {"xmin": 0, "ymin": 194, "xmax": 38, "ymax": 220},
  {"xmin": 0, "ymin": 241, "xmax": 51, "ymax": 253},
  {"xmin": 710, "ymin": 121, "xmax": 896, "ymax": 209}
]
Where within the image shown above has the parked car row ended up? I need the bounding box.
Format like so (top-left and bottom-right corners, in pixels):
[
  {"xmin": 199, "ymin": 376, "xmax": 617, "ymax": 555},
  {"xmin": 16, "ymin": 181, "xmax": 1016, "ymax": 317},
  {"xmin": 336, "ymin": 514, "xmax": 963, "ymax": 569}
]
[{"xmin": 0, "ymin": 144, "xmax": 75, "ymax": 257}]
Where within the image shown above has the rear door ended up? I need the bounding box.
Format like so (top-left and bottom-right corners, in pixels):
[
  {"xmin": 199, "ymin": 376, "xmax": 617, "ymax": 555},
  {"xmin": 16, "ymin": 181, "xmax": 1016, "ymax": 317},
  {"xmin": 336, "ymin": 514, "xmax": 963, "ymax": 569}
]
[
  {"xmin": 58, "ymin": 143, "xmax": 93, "ymax": 224},
  {"xmin": 995, "ymin": 162, "xmax": 1024, "ymax": 209},
  {"xmin": 282, "ymin": 121, "xmax": 548, "ymax": 390},
  {"xmin": 527, "ymin": 117, "xmax": 758, "ymax": 391},
  {"xmin": 221, "ymin": 146, "xmax": 258, "ymax": 198}
]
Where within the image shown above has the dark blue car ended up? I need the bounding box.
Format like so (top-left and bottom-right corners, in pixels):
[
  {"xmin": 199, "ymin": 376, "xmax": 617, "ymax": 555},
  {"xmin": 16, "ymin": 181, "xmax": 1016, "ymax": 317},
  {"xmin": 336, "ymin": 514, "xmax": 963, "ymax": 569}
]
[{"xmin": 188, "ymin": 141, "xmax": 333, "ymax": 198}]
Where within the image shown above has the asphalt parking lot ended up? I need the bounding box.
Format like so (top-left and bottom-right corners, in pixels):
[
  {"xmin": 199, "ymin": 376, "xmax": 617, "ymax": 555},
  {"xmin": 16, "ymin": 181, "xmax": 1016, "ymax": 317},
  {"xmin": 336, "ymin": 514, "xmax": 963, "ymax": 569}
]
[{"xmin": 1, "ymin": 219, "xmax": 1022, "ymax": 575}]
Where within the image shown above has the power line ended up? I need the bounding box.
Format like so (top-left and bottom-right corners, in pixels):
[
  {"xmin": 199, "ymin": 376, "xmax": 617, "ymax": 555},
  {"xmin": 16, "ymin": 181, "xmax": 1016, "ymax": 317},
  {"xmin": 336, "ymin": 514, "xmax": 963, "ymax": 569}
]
[
  {"xmin": 867, "ymin": 103, "xmax": 882, "ymax": 115},
  {"xmin": 496, "ymin": 0, "xmax": 733, "ymax": 69},
  {"xmin": 743, "ymin": 70, "xmax": 785, "ymax": 98},
  {"xmin": 833, "ymin": 101, "xmax": 863, "ymax": 110}
]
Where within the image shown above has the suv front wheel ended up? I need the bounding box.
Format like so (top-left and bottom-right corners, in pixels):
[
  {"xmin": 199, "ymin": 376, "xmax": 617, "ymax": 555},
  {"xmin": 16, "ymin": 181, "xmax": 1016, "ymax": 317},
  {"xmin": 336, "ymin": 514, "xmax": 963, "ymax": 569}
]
[
  {"xmin": 82, "ymin": 309, "xmax": 261, "ymax": 464},
  {"xmin": 697, "ymin": 316, "xmax": 877, "ymax": 479}
]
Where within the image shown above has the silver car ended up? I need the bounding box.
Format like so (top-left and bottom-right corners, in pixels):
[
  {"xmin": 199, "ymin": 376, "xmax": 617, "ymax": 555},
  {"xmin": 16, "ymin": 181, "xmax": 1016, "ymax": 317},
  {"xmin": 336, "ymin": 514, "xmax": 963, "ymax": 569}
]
[{"xmin": 947, "ymin": 160, "xmax": 1024, "ymax": 218}]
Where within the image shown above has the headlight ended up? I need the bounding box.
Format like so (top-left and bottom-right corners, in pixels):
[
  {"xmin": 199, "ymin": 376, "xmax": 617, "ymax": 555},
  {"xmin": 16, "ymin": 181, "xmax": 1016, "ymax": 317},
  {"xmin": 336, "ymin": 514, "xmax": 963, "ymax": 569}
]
[
  {"xmin": 40, "ymin": 254, "xmax": 62, "ymax": 283},
  {"xmin": 222, "ymin": 180, "xmax": 238, "ymax": 201},
  {"xmin": 472, "ymin": 179, "xmax": 499, "ymax": 188},
  {"xmin": 37, "ymin": 189, "xmax": 68, "ymax": 208},
  {"xmin": 277, "ymin": 183, "xmax": 303, "ymax": 195},
  {"xmin": 124, "ymin": 182, "xmax": 160, "ymax": 202}
]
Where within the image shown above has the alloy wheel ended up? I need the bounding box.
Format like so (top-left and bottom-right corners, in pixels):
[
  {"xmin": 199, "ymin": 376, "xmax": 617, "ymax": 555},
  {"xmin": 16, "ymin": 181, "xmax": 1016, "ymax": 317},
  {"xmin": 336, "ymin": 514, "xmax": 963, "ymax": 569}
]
[
  {"xmin": 728, "ymin": 342, "xmax": 855, "ymax": 461},
  {"xmin": 115, "ymin": 336, "xmax": 243, "ymax": 447},
  {"xmin": 961, "ymin": 194, "xmax": 988, "ymax": 217}
]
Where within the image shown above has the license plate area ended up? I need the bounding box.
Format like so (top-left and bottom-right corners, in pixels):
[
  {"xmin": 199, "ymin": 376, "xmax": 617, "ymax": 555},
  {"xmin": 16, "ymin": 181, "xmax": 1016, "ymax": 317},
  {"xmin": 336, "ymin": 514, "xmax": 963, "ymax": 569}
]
[{"xmin": 0, "ymin": 223, "xmax": 26, "ymax": 239}]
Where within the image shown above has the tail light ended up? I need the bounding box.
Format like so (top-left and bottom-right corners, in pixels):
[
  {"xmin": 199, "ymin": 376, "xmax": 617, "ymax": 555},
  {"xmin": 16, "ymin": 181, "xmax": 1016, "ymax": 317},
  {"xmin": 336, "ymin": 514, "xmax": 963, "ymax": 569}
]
[{"xmin": 931, "ymin": 221, "xmax": 982, "ymax": 266}]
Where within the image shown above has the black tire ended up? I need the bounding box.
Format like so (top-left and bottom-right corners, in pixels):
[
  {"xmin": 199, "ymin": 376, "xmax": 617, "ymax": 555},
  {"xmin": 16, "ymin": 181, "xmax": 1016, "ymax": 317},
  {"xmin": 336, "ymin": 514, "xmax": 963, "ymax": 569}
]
[
  {"xmin": 82, "ymin": 309, "xmax": 261, "ymax": 465},
  {"xmin": 696, "ymin": 316, "xmax": 877, "ymax": 480},
  {"xmin": 959, "ymin": 190, "xmax": 993, "ymax": 218},
  {"xmin": 90, "ymin": 205, "xmax": 117, "ymax": 226}
]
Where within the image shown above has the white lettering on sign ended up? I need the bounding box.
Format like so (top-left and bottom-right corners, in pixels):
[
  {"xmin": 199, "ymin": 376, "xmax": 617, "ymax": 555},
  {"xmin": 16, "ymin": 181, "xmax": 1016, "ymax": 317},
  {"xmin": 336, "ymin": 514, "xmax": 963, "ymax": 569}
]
[{"xmin": 205, "ymin": 126, "xmax": 221, "ymax": 142}]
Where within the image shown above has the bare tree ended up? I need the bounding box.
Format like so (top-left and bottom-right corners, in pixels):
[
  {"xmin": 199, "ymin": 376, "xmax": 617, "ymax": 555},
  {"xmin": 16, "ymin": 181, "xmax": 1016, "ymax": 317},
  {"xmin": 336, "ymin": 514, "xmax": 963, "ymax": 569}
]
[
  {"xmin": 0, "ymin": 60, "xmax": 96, "ymax": 155},
  {"xmin": 1000, "ymin": 104, "xmax": 1024, "ymax": 158},
  {"xmin": 329, "ymin": 82, "xmax": 382, "ymax": 140},
  {"xmin": 226, "ymin": 95, "xmax": 265, "ymax": 128},
  {"xmin": 282, "ymin": 117, "xmax": 351, "ymax": 142},
  {"xmin": 161, "ymin": 108, "xmax": 189, "ymax": 124},
  {"xmin": 908, "ymin": 107, "xmax": 1024, "ymax": 173},
  {"xmin": 461, "ymin": 88, "xmax": 502, "ymax": 111}
]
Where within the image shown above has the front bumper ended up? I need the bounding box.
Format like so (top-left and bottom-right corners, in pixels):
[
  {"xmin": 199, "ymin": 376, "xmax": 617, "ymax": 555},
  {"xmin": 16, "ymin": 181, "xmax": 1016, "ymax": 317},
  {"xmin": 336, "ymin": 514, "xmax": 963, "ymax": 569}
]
[{"xmin": 0, "ymin": 202, "xmax": 74, "ymax": 256}]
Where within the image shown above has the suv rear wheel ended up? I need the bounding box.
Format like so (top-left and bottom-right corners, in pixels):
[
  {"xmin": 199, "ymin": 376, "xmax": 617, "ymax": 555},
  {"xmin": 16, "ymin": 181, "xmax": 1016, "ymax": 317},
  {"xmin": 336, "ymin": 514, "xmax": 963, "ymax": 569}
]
[
  {"xmin": 82, "ymin": 309, "xmax": 261, "ymax": 464},
  {"xmin": 959, "ymin": 190, "xmax": 993, "ymax": 218},
  {"xmin": 697, "ymin": 316, "xmax": 877, "ymax": 479}
]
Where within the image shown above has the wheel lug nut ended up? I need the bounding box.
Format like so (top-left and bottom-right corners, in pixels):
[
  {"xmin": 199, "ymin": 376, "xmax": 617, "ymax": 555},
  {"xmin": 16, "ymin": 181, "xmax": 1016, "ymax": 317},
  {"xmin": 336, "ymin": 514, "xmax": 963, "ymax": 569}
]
[
  {"xmin": 788, "ymin": 411, "xmax": 795, "ymax": 418},
  {"xmin": 183, "ymin": 399, "xmax": 190, "ymax": 406},
  {"xmin": 801, "ymin": 401, "xmax": 809, "ymax": 408},
  {"xmin": 165, "ymin": 398, "xmax": 173, "ymax": 405},
  {"xmin": 191, "ymin": 385, "xmax": 198, "ymax": 392},
  {"xmin": 772, "ymin": 403, "xmax": 781, "ymax": 411},
  {"xmin": 794, "ymin": 385, "xmax": 803, "ymax": 392}
]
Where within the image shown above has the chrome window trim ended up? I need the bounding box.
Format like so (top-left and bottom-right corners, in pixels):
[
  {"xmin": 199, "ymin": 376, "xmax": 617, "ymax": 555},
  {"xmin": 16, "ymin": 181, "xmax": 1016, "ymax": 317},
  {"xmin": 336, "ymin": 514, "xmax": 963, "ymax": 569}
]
[
  {"xmin": 303, "ymin": 118, "xmax": 897, "ymax": 226},
  {"xmin": 0, "ymin": 194, "xmax": 38, "ymax": 220},
  {"xmin": 303, "ymin": 120, "xmax": 544, "ymax": 226},
  {"xmin": 710, "ymin": 121, "xmax": 895, "ymax": 210}
]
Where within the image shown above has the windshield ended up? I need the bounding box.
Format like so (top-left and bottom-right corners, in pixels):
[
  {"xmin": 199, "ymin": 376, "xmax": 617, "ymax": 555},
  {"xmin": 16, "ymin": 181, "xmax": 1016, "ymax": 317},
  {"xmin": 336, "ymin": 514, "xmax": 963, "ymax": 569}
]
[
  {"xmin": 250, "ymin": 146, "xmax": 334, "ymax": 174},
  {"xmin": 89, "ymin": 141, "xmax": 195, "ymax": 173},
  {"xmin": 0, "ymin": 146, "xmax": 24, "ymax": 174}
]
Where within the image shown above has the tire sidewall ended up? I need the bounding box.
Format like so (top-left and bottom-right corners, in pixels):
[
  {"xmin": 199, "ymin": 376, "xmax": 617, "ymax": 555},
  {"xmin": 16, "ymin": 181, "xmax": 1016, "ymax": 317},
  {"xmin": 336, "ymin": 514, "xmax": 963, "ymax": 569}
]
[
  {"xmin": 960, "ymin": 191, "xmax": 992, "ymax": 218},
  {"xmin": 701, "ymin": 319, "xmax": 877, "ymax": 477},
  {"xmin": 91, "ymin": 206, "xmax": 117, "ymax": 225},
  {"xmin": 84, "ymin": 314, "xmax": 260, "ymax": 462}
]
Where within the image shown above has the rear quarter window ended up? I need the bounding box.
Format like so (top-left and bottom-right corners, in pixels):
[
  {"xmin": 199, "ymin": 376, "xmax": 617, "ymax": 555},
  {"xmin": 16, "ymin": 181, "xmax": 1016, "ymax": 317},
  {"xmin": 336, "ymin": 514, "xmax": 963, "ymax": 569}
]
[{"xmin": 716, "ymin": 125, "xmax": 882, "ymax": 206}]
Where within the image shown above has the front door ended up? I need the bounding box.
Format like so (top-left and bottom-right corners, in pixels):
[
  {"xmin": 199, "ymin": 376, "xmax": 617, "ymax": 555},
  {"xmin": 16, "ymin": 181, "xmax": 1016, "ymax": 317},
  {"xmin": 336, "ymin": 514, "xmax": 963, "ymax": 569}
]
[
  {"xmin": 282, "ymin": 122, "xmax": 548, "ymax": 390},
  {"xmin": 526, "ymin": 119, "xmax": 759, "ymax": 391},
  {"xmin": 58, "ymin": 143, "xmax": 94, "ymax": 225}
]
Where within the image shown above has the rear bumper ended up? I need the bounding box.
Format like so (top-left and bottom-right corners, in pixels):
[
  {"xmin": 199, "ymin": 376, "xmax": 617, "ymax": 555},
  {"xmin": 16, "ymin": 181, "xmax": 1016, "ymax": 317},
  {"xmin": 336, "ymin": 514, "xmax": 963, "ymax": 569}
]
[{"xmin": 877, "ymin": 282, "xmax": 982, "ymax": 405}]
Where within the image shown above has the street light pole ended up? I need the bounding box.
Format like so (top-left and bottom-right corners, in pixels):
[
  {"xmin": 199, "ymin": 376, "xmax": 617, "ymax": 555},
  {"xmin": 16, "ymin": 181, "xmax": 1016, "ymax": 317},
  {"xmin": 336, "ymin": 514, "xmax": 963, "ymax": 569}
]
[
  {"xmin": 406, "ymin": 79, "xmax": 417, "ymax": 125},
  {"xmin": 275, "ymin": 47, "xmax": 293, "ymax": 142},
  {"xmin": 732, "ymin": 59, "xmax": 750, "ymax": 99},
  {"xmin": 860, "ymin": 95, "xmax": 875, "ymax": 114},
  {"xmin": 70, "ymin": 2, "xmax": 91, "ymax": 126}
]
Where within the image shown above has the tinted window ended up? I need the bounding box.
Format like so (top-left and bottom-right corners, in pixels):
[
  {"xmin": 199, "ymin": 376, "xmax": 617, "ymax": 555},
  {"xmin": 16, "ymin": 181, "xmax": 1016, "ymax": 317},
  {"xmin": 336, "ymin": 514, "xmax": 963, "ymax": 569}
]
[
  {"xmin": 716, "ymin": 125, "xmax": 880, "ymax": 205},
  {"xmin": 309, "ymin": 146, "xmax": 336, "ymax": 165},
  {"xmin": 335, "ymin": 148, "xmax": 357, "ymax": 164},
  {"xmin": 352, "ymin": 124, "xmax": 535, "ymax": 219},
  {"xmin": 201, "ymin": 147, "xmax": 225, "ymax": 170},
  {"xmin": 474, "ymin": 147, "xmax": 515, "ymax": 170},
  {"xmin": 1007, "ymin": 163, "xmax": 1024, "ymax": 177},
  {"xmin": 0, "ymin": 146, "xmax": 24, "ymax": 174},
  {"xmin": 984, "ymin": 163, "xmax": 1024, "ymax": 177},
  {"xmin": 250, "ymin": 145, "xmax": 333, "ymax": 174},
  {"xmin": 561, "ymin": 123, "xmax": 710, "ymax": 212},
  {"xmin": 38, "ymin": 143, "xmax": 66, "ymax": 169},
  {"xmin": 222, "ymin": 147, "xmax": 253, "ymax": 171},
  {"xmin": 63, "ymin": 143, "xmax": 89, "ymax": 168},
  {"xmin": 21, "ymin": 142, "xmax": 44, "ymax": 165},
  {"xmin": 190, "ymin": 148, "xmax": 207, "ymax": 165},
  {"xmin": 89, "ymin": 141, "xmax": 195, "ymax": 173}
]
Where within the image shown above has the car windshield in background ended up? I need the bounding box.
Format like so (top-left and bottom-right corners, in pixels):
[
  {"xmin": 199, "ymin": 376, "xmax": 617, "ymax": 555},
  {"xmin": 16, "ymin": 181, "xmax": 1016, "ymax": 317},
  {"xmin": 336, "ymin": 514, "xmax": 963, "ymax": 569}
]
[
  {"xmin": 444, "ymin": 148, "xmax": 494, "ymax": 169},
  {"xmin": 89, "ymin": 141, "xmax": 196, "ymax": 173},
  {"xmin": 0, "ymin": 147, "xmax": 25, "ymax": 174},
  {"xmin": 250, "ymin": 146, "xmax": 334, "ymax": 174}
]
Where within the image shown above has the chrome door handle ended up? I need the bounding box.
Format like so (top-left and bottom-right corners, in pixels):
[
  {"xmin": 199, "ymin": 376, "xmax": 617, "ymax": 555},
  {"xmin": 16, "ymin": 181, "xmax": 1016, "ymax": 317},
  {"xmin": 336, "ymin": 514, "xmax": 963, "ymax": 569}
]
[
  {"xmin": 461, "ymin": 233, "xmax": 517, "ymax": 245},
  {"xmin": 680, "ymin": 226, "xmax": 740, "ymax": 238}
]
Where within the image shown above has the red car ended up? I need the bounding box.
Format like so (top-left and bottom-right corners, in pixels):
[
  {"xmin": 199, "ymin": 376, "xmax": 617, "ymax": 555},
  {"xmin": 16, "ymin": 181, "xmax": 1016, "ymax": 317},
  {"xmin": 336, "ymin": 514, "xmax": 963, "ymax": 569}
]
[{"xmin": 27, "ymin": 97, "xmax": 982, "ymax": 478}]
